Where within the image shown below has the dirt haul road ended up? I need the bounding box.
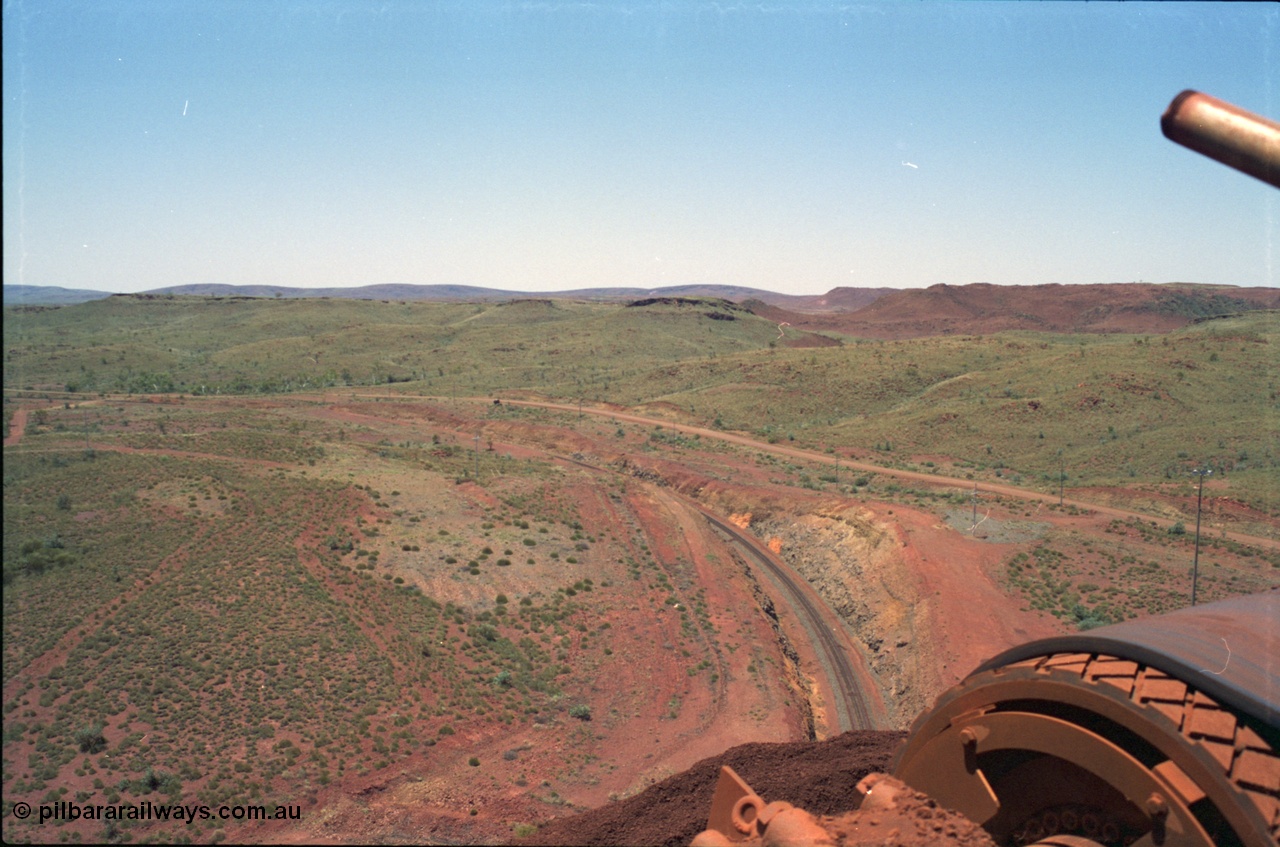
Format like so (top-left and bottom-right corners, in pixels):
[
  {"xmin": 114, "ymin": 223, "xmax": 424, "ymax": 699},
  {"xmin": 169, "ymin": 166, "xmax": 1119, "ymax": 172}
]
[
  {"xmin": 22, "ymin": 390, "xmax": 1275, "ymax": 552},
  {"xmin": 490, "ymin": 397, "xmax": 1279, "ymax": 552}
]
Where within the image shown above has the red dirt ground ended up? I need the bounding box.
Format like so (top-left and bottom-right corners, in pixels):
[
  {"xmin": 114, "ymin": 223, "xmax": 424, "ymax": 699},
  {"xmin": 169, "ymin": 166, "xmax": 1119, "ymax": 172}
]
[
  {"xmin": 219, "ymin": 400, "xmax": 814, "ymax": 845},
  {"xmin": 4, "ymin": 405, "xmax": 29, "ymax": 446},
  {"xmin": 529, "ymin": 730, "xmax": 907, "ymax": 846},
  {"xmin": 861, "ymin": 501, "xmax": 1064, "ymax": 697},
  {"xmin": 6, "ymin": 392, "xmax": 1275, "ymax": 845}
]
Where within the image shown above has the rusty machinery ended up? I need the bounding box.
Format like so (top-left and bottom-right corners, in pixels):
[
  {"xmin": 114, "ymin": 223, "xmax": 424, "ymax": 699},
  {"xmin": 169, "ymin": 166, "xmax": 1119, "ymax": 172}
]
[
  {"xmin": 697, "ymin": 93, "xmax": 1279, "ymax": 847},
  {"xmin": 893, "ymin": 591, "xmax": 1278, "ymax": 847},
  {"xmin": 693, "ymin": 590, "xmax": 1278, "ymax": 847}
]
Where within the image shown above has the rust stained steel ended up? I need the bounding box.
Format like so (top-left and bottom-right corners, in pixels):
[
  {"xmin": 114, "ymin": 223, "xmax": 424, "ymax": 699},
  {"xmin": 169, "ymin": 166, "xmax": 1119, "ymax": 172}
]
[
  {"xmin": 894, "ymin": 591, "xmax": 1280, "ymax": 847},
  {"xmin": 1162, "ymin": 90, "xmax": 1280, "ymax": 189},
  {"xmin": 704, "ymin": 765, "xmax": 759, "ymax": 843},
  {"xmin": 692, "ymin": 765, "xmax": 834, "ymax": 846}
]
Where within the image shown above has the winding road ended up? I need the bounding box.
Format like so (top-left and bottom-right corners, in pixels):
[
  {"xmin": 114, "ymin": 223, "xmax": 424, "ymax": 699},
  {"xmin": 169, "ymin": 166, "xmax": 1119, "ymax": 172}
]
[{"xmin": 492, "ymin": 397, "xmax": 1278, "ymax": 551}]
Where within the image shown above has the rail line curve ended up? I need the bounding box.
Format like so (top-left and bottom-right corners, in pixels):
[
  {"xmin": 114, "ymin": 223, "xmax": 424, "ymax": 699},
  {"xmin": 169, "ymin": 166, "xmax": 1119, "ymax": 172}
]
[{"xmin": 699, "ymin": 508, "xmax": 882, "ymax": 732}]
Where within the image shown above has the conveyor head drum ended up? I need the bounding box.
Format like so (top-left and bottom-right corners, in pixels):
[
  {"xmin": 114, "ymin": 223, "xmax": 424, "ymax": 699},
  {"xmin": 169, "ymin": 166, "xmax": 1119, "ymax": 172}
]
[{"xmin": 893, "ymin": 592, "xmax": 1279, "ymax": 847}]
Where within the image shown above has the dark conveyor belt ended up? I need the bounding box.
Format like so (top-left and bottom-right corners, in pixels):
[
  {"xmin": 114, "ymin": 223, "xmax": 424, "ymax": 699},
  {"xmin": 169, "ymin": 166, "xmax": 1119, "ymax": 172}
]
[{"xmin": 975, "ymin": 591, "xmax": 1279, "ymax": 730}]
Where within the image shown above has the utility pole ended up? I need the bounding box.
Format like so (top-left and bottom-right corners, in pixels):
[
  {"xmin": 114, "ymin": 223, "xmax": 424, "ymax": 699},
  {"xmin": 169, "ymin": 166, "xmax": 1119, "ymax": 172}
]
[
  {"xmin": 474, "ymin": 432, "xmax": 481, "ymax": 481},
  {"xmin": 971, "ymin": 482, "xmax": 978, "ymax": 532},
  {"xmin": 1191, "ymin": 468, "xmax": 1212, "ymax": 606},
  {"xmin": 1059, "ymin": 453, "xmax": 1065, "ymax": 507}
]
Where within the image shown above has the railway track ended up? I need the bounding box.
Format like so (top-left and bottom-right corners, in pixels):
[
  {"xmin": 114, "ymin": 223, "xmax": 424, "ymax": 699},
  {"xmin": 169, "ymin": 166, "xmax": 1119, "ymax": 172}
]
[
  {"xmin": 559, "ymin": 452, "xmax": 885, "ymax": 733},
  {"xmin": 699, "ymin": 509, "xmax": 879, "ymax": 732}
]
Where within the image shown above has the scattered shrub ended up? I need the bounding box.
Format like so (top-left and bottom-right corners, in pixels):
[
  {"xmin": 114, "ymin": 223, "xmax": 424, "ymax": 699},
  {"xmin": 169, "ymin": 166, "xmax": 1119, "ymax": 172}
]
[{"xmin": 74, "ymin": 725, "xmax": 107, "ymax": 754}]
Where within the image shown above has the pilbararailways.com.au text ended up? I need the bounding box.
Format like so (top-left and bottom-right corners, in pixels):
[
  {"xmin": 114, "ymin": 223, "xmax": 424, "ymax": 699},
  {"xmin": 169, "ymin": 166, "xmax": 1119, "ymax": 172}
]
[{"xmin": 15, "ymin": 799, "xmax": 301, "ymax": 825}]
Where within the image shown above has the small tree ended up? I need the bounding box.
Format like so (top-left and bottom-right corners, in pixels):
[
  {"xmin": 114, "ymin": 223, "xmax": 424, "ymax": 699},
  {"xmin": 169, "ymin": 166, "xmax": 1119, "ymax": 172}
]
[{"xmin": 75, "ymin": 724, "xmax": 107, "ymax": 754}]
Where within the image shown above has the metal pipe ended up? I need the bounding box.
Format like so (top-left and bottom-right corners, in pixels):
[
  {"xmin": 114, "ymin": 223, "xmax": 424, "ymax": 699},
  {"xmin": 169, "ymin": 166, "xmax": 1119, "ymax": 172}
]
[{"xmin": 1161, "ymin": 90, "xmax": 1280, "ymax": 189}]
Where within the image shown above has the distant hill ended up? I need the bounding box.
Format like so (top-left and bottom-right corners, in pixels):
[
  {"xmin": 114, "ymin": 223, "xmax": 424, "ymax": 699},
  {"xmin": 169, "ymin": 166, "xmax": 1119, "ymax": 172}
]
[
  {"xmin": 5, "ymin": 282, "xmax": 896, "ymax": 311},
  {"xmin": 13, "ymin": 282, "xmax": 1272, "ymax": 337},
  {"xmin": 137, "ymin": 283, "xmax": 525, "ymax": 301},
  {"xmin": 748, "ymin": 282, "xmax": 1280, "ymax": 338},
  {"xmin": 2, "ymin": 285, "xmax": 115, "ymax": 305},
  {"xmin": 788, "ymin": 286, "xmax": 900, "ymax": 312},
  {"xmin": 135, "ymin": 283, "xmax": 874, "ymax": 311}
]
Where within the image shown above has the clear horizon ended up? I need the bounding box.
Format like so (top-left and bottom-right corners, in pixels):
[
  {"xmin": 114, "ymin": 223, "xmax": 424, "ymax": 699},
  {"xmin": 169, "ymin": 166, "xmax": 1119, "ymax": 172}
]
[
  {"xmin": 5, "ymin": 279, "xmax": 1277, "ymax": 299},
  {"xmin": 4, "ymin": 2, "xmax": 1277, "ymax": 295}
]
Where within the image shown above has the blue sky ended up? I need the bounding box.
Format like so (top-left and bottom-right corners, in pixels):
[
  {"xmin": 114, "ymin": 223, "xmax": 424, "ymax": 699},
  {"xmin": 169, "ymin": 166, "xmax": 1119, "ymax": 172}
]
[{"xmin": 3, "ymin": 1, "xmax": 1277, "ymax": 294}]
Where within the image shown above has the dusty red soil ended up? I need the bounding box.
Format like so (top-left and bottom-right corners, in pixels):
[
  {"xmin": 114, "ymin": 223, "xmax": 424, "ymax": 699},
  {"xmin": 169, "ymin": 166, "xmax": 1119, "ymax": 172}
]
[
  {"xmin": 322, "ymin": 395, "xmax": 1272, "ymax": 717},
  {"xmin": 529, "ymin": 730, "xmax": 906, "ymax": 846},
  {"xmin": 214, "ymin": 399, "xmax": 814, "ymax": 845},
  {"xmin": 858, "ymin": 501, "xmax": 1065, "ymax": 699},
  {"xmin": 1071, "ymin": 482, "xmax": 1279, "ymax": 528},
  {"xmin": 3, "ymin": 405, "xmax": 28, "ymax": 446},
  {"xmin": 622, "ymin": 486, "xmax": 812, "ymax": 757},
  {"xmin": 7, "ymin": 392, "xmax": 1275, "ymax": 846}
]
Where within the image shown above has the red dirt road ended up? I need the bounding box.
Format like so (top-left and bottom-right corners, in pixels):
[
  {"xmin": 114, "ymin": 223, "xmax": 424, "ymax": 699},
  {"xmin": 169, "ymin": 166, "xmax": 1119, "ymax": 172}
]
[
  {"xmin": 3, "ymin": 406, "xmax": 28, "ymax": 447},
  {"xmin": 494, "ymin": 397, "xmax": 1279, "ymax": 551}
]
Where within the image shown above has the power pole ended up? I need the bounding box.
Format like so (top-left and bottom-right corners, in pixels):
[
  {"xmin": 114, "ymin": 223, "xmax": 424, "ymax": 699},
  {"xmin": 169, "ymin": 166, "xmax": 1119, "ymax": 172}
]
[
  {"xmin": 1191, "ymin": 468, "xmax": 1212, "ymax": 606},
  {"xmin": 474, "ymin": 432, "xmax": 481, "ymax": 481}
]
